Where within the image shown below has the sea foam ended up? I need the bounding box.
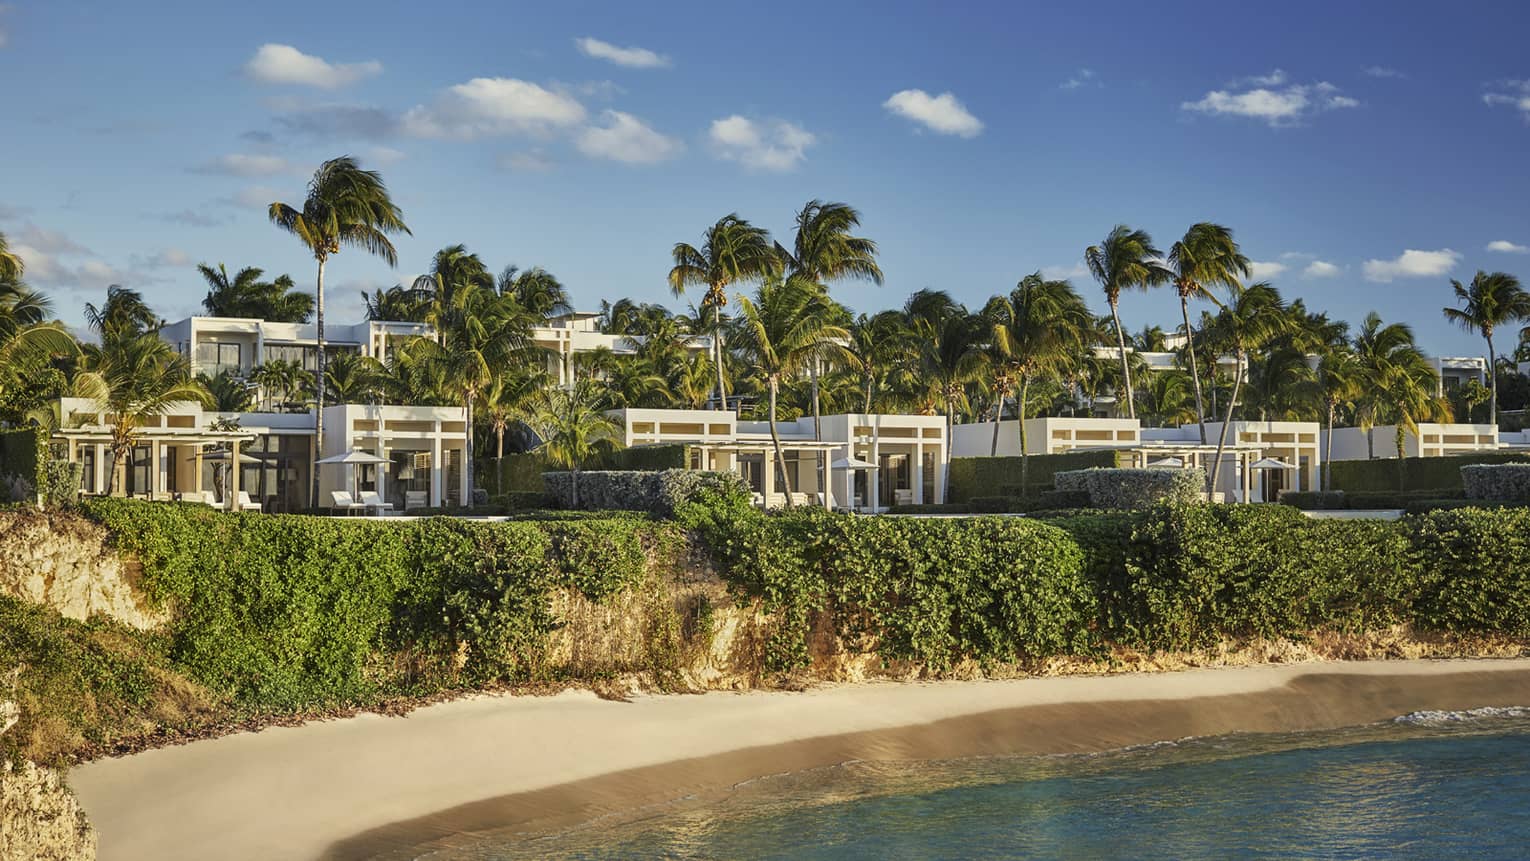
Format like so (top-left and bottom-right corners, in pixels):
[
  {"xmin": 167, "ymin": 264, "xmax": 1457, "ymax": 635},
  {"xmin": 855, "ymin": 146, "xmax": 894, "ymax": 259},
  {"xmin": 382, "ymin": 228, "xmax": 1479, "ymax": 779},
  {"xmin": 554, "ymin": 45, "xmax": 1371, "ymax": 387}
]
[{"xmin": 1393, "ymin": 706, "xmax": 1530, "ymax": 726}]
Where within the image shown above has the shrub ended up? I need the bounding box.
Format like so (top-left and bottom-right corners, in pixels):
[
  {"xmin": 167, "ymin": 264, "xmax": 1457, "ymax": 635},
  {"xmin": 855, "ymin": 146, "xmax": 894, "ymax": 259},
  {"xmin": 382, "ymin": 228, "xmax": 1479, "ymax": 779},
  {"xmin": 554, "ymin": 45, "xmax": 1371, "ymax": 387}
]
[
  {"xmin": 1345, "ymin": 489, "xmax": 1462, "ymax": 510},
  {"xmin": 1409, "ymin": 508, "xmax": 1530, "ymax": 637},
  {"xmin": 1278, "ymin": 490, "xmax": 1346, "ymax": 510},
  {"xmin": 947, "ymin": 450, "xmax": 1122, "ymax": 503},
  {"xmin": 1461, "ymin": 464, "xmax": 1530, "ymax": 501},
  {"xmin": 1055, "ymin": 467, "xmax": 1205, "ymax": 510},
  {"xmin": 544, "ymin": 469, "xmax": 750, "ymax": 515},
  {"xmin": 488, "ymin": 490, "xmax": 553, "ymax": 511},
  {"xmin": 886, "ymin": 502, "xmax": 972, "ymax": 515},
  {"xmin": 1330, "ymin": 451, "xmax": 1530, "ymax": 493},
  {"xmin": 1402, "ymin": 498, "xmax": 1526, "ymax": 515}
]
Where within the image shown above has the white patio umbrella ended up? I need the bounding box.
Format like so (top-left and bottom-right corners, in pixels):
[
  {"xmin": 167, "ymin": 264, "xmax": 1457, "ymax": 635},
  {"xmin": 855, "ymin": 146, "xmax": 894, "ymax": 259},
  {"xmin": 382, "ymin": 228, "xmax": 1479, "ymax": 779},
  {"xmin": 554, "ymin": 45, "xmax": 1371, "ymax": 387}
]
[
  {"xmin": 315, "ymin": 449, "xmax": 390, "ymax": 500},
  {"xmin": 1249, "ymin": 457, "xmax": 1296, "ymax": 470},
  {"xmin": 1147, "ymin": 457, "xmax": 1185, "ymax": 468},
  {"xmin": 830, "ymin": 455, "xmax": 878, "ymax": 470}
]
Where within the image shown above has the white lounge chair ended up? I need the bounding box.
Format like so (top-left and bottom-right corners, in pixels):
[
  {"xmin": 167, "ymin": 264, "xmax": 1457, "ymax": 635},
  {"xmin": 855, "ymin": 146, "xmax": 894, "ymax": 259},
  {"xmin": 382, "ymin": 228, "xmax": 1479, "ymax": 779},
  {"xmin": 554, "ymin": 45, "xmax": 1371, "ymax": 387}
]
[
  {"xmin": 330, "ymin": 490, "xmax": 365, "ymax": 516},
  {"xmin": 199, "ymin": 491, "xmax": 221, "ymax": 509},
  {"xmin": 358, "ymin": 490, "xmax": 393, "ymax": 516},
  {"xmin": 236, "ymin": 491, "xmax": 262, "ymax": 513}
]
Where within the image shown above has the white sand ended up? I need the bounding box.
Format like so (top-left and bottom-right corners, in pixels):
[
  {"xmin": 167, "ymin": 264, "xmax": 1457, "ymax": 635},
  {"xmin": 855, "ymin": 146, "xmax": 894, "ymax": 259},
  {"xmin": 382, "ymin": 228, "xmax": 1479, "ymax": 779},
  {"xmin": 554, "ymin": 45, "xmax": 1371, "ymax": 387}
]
[{"xmin": 69, "ymin": 658, "xmax": 1530, "ymax": 861}]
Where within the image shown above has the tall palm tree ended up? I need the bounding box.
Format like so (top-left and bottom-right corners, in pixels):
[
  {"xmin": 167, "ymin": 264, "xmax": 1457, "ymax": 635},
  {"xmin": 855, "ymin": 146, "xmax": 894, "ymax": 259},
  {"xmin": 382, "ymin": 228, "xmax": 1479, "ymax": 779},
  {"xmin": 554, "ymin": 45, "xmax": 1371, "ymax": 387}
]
[
  {"xmin": 1353, "ymin": 312, "xmax": 1428, "ymax": 459},
  {"xmin": 322, "ymin": 351, "xmax": 387, "ymax": 405},
  {"xmin": 842, "ymin": 311, "xmax": 904, "ymax": 414},
  {"xmin": 667, "ymin": 214, "xmax": 780, "ymax": 411},
  {"xmin": 414, "ymin": 245, "xmax": 535, "ymax": 496},
  {"xmin": 903, "ymin": 290, "xmax": 984, "ymax": 430},
  {"xmin": 1085, "ymin": 225, "xmax": 1170, "ymax": 420},
  {"xmin": 498, "ymin": 265, "xmax": 571, "ymax": 319},
  {"xmin": 81, "ymin": 333, "xmax": 210, "ymax": 495},
  {"xmin": 362, "ymin": 283, "xmax": 432, "ymax": 322},
  {"xmin": 984, "ymin": 274, "xmax": 1093, "ymax": 487},
  {"xmin": 1442, "ymin": 270, "xmax": 1530, "ymax": 427},
  {"xmin": 1204, "ymin": 282, "xmax": 1290, "ymax": 493},
  {"xmin": 532, "ymin": 381, "xmax": 622, "ymax": 508},
  {"xmin": 0, "ymin": 283, "xmax": 80, "ymax": 414},
  {"xmin": 84, "ymin": 285, "xmax": 161, "ymax": 337},
  {"xmin": 1316, "ymin": 346, "xmax": 1364, "ymax": 491},
  {"xmin": 0, "ymin": 231, "xmax": 24, "ymax": 282},
  {"xmin": 200, "ymin": 370, "xmax": 255, "ymax": 412},
  {"xmin": 198, "ymin": 263, "xmax": 313, "ymax": 322},
  {"xmin": 480, "ymin": 366, "xmax": 548, "ymax": 472},
  {"xmin": 269, "ymin": 155, "xmax": 409, "ymax": 506},
  {"xmin": 1166, "ymin": 223, "xmax": 1249, "ymax": 442},
  {"xmin": 1377, "ymin": 359, "xmax": 1453, "ymax": 462},
  {"xmin": 733, "ymin": 276, "xmax": 850, "ymax": 504}
]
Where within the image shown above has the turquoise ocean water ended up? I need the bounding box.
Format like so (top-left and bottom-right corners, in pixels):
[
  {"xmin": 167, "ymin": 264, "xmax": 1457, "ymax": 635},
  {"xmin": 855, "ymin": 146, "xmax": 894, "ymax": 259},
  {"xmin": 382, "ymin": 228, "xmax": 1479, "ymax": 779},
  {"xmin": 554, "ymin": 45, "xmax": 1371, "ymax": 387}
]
[{"xmin": 415, "ymin": 707, "xmax": 1530, "ymax": 860}]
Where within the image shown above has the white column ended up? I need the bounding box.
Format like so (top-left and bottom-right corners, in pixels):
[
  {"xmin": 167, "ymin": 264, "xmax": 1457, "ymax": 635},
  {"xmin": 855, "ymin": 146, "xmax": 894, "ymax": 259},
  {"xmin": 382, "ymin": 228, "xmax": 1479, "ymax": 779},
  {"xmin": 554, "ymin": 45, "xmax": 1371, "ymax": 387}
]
[
  {"xmin": 431, "ymin": 419, "xmax": 443, "ymax": 507},
  {"xmin": 912, "ymin": 443, "xmax": 924, "ymax": 505},
  {"xmin": 229, "ymin": 440, "xmax": 242, "ymax": 510},
  {"xmin": 869, "ymin": 435, "xmax": 880, "ymax": 512},
  {"xmin": 150, "ymin": 442, "xmax": 162, "ymax": 499}
]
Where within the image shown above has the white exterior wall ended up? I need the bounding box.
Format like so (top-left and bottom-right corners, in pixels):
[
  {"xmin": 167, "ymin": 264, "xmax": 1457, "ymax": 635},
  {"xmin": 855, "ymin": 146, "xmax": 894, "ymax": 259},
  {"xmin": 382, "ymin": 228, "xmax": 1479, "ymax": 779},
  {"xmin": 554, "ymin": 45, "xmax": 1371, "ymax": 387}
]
[
  {"xmin": 1326, "ymin": 423, "xmax": 1499, "ymax": 461},
  {"xmin": 951, "ymin": 418, "xmax": 1141, "ymax": 458}
]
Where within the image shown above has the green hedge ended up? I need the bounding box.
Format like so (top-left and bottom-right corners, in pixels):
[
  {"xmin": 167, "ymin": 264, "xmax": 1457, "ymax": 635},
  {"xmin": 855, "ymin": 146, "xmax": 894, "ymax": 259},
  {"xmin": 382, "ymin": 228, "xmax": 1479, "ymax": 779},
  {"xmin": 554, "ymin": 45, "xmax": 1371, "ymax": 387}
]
[
  {"xmin": 600, "ymin": 443, "xmax": 691, "ymax": 471},
  {"xmin": 947, "ymin": 450, "xmax": 1121, "ymax": 503},
  {"xmin": 79, "ymin": 498, "xmax": 680, "ymax": 709},
  {"xmin": 1329, "ymin": 452, "xmax": 1530, "ymax": 493},
  {"xmin": 477, "ymin": 452, "xmax": 551, "ymax": 495}
]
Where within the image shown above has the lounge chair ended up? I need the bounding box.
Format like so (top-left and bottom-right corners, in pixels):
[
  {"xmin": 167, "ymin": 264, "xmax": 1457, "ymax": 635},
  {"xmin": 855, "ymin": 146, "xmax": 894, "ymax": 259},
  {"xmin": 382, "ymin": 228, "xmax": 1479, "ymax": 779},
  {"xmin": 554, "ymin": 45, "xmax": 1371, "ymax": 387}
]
[
  {"xmin": 329, "ymin": 490, "xmax": 365, "ymax": 516},
  {"xmin": 200, "ymin": 491, "xmax": 222, "ymax": 509},
  {"xmin": 358, "ymin": 490, "xmax": 394, "ymax": 516},
  {"xmin": 236, "ymin": 491, "xmax": 262, "ymax": 513}
]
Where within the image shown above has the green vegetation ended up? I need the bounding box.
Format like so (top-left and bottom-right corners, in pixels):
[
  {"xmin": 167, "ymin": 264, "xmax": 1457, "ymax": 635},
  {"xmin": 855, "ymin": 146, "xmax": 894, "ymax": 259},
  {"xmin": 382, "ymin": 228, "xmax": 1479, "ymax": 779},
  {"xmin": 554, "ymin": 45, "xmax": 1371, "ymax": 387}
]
[
  {"xmin": 947, "ymin": 450, "xmax": 1121, "ymax": 502},
  {"xmin": 1329, "ymin": 451, "xmax": 1530, "ymax": 493}
]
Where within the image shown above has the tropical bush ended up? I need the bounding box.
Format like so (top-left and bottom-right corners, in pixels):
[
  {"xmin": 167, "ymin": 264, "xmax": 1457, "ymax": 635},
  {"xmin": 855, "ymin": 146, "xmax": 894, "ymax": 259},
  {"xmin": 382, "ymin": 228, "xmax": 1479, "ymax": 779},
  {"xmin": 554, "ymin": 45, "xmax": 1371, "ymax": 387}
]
[
  {"xmin": 1277, "ymin": 490, "xmax": 1347, "ymax": 510},
  {"xmin": 1329, "ymin": 452, "xmax": 1530, "ymax": 493},
  {"xmin": 947, "ymin": 450, "xmax": 1121, "ymax": 503},
  {"xmin": 1461, "ymin": 464, "xmax": 1530, "ymax": 501},
  {"xmin": 1054, "ymin": 467, "xmax": 1205, "ymax": 509}
]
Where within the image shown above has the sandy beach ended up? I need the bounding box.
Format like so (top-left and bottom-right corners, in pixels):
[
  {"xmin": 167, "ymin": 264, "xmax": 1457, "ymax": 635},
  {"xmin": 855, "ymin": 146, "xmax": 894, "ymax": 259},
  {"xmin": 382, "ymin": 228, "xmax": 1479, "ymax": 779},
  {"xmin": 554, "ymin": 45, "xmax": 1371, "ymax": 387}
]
[{"xmin": 69, "ymin": 658, "xmax": 1530, "ymax": 861}]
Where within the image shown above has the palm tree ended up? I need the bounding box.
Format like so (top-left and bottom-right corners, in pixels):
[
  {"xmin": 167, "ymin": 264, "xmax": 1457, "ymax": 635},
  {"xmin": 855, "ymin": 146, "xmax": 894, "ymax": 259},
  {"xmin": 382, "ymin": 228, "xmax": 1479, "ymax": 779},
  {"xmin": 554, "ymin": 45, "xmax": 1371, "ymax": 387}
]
[
  {"xmin": 0, "ymin": 232, "xmax": 24, "ymax": 282},
  {"xmin": 498, "ymin": 265, "xmax": 571, "ymax": 319},
  {"xmin": 1377, "ymin": 359, "xmax": 1453, "ymax": 462},
  {"xmin": 902, "ymin": 290, "xmax": 984, "ymax": 429},
  {"xmin": 667, "ymin": 214, "xmax": 780, "ymax": 411},
  {"xmin": 362, "ymin": 283, "xmax": 432, "ymax": 322},
  {"xmin": 1085, "ymin": 226, "xmax": 1170, "ymax": 420},
  {"xmin": 778, "ymin": 200, "xmax": 882, "ymax": 446},
  {"xmin": 1442, "ymin": 271, "xmax": 1530, "ymax": 427},
  {"xmin": 269, "ymin": 155, "xmax": 409, "ymax": 507},
  {"xmin": 1315, "ymin": 346, "xmax": 1364, "ymax": 491},
  {"xmin": 843, "ymin": 312, "xmax": 904, "ymax": 414},
  {"xmin": 322, "ymin": 351, "xmax": 387, "ymax": 405},
  {"xmin": 984, "ymin": 274, "xmax": 1093, "ymax": 487},
  {"xmin": 0, "ymin": 283, "xmax": 80, "ymax": 414},
  {"xmin": 481, "ymin": 366, "xmax": 548, "ymax": 477},
  {"xmin": 1353, "ymin": 312, "xmax": 1428, "ymax": 459},
  {"xmin": 414, "ymin": 245, "xmax": 535, "ymax": 496},
  {"xmin": 85, "ymin": 285, "xmax": 161, "ymax": 337},
  {"xmin": 200, "ymin": 370, "xmax": 255, "ymax": 412},
  {"xmin": 733, "ymin": 277, "xmax": 850, "ymax": 504},
  {"xmin": 532, "ymin": 381, "xmax": 622, "ymax": 508},
  {"xmin": 198, "ymin": 263, "xmax": 313, "ymax": 322},
  {"xmin": 1166, "ymin": 223, "xmax": 1249, "ymax": 442},
  {"xmin": 1204, "ymin": 282, "xmax": 1290, "ymax": 493},
  {"xmin": 82, "ymin": 332, "xmax": 210, "ymax": 495}
]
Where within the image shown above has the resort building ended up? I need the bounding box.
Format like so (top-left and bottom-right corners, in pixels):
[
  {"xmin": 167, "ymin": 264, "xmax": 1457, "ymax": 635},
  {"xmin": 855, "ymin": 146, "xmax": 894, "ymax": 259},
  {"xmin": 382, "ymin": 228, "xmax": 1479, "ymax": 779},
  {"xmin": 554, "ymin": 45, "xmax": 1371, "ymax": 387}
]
[
  {"xmin": 532, "ymin": 312, "xmax": 710, "ymax": 387},
  {"xmin": 1431, "ymin": 356, "xmax": 1489, "ymax": 394},
  {"xmin": 615, "ymin": 408, "xmax": 948, "ymax": 511},
  {"xmin": 951, "ymin": 417, "xmax": 1140, "ymax": 458},
  {"xmin": 1325, "ymin": 423, "xmax": 1500, "ymax": 461},
  {"xmin": 163, "ymin": 316, "xmax": 430, "ymax": 379},
  {"xmin": 50, "ymin": 398, "xmax": 470, "ymax": 512}
]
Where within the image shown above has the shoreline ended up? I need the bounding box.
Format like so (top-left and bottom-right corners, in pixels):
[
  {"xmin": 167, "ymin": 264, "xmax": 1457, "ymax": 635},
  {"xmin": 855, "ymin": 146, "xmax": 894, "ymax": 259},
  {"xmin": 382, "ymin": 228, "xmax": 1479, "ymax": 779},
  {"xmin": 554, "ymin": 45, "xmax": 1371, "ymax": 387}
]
[{"xmin": 69, "ymin": 658, "xmax": 1530, "ymax": 861}]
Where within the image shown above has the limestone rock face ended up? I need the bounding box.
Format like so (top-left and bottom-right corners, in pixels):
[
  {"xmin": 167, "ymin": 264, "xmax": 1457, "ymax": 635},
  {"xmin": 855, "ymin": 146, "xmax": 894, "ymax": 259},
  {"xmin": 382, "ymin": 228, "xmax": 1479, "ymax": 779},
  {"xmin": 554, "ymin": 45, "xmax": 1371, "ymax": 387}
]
[
  {"xmin": 0, "ymin": 510, "xmax": 163, "ymax": 629},
  {"xmin": 0, "ymin": 756, "xmax": 97, "ymax": 861}
]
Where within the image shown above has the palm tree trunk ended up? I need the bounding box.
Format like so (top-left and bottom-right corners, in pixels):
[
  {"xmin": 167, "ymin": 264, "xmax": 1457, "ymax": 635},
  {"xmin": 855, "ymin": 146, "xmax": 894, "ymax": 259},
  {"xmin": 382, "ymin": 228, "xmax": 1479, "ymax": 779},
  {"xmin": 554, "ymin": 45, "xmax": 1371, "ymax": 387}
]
[
  {"xmin": 811, "ymin": 357, "xmax": 824, "ymax": 508},
  {"xmin": 863, "ymin": 374, "xmax": 873, "ymax": 414},
  {"xmin": 464, "ymin": 392, "xmax": 475, "ymax": 503},
  {"xmin": 1018, "ymin": 376, "xmax": 1032, "ymax": 494},
  {"xmin": 571, "ymin": 466, "xmax": 580, "ymax": 509},
  {"xmin": 989, "ymin": 389, "xmax": 1004, "ymax": 456},
  {"xmin": 1486, "ymin": 333, "xmax": 1498, "ymax": 427},
  {"xmin": 713, "ymin": 302, "xmax": 728, "ymax": 412},
  {"xmin": 1109, "ymin": 299, "xmax": 1135, "ymax": 419},
  {"xmin": 1208, "ymin": 351, "xmax": 1243, "ymax": 497},
  {"xmin": 1324, "ymin": 402, "xmax": 1336, "ymax": 492},
  {"xmin": 1181, "ymin": 296, "xmax": 1207, "ymax": 443},
  {"xmin": 769, "ymin": 378, "xmax": 793, "ymax": 506},
  {"xmin": 495, "ymin": 424, "xmax": 505, "ymax": 494},
  {"xmin": 311, "ymin": 256, "xmax": 327, "ymax": 509}
]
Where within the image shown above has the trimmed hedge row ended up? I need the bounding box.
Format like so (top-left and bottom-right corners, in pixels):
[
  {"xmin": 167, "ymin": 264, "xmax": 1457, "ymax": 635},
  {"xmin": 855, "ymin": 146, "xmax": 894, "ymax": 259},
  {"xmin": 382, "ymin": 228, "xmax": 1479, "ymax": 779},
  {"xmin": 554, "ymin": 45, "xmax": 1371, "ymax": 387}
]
[
  {"xmin": 947, "ymin": 450, "xmax": 1121, "ymax": 503},
  {"xmin": 1329, "ymin": 451, "xmax": 1530, "ymax": 493},
  {"xmin": 1055, "ymin": 467, "xmax": 1205, "ymax": 509},
  {"xmin": 1462, "ymin": 464, "xmax": 1530, "ymax": 501},
  {"xmin": 544, "ymin": 469, "xmax": 750, "ymax": 515},
  {"xmin": 80, "ymin": 498, "xmax": 680, "ymax": 709}
]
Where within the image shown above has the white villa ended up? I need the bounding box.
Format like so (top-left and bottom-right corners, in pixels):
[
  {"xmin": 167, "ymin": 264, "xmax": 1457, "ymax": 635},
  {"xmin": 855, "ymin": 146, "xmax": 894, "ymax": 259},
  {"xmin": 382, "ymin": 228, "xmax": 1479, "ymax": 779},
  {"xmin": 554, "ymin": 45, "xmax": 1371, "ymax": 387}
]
[
  {"xmin": 52, "ymin": 398, "xmax": 470, "ymax": 512},
  {"xmin": 616, "ymin": 408, "xmax": 948, "ymax": 511},
  {"xmin": 1326, "ymin": 423, "xmax": 1500, "ymax": 461}
]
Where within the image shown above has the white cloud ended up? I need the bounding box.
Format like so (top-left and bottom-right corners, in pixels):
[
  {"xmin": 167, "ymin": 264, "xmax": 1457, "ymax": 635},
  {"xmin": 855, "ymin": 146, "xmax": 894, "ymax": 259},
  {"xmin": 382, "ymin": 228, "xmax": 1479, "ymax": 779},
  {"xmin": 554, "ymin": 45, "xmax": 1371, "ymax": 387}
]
[
  {"xmin": 139, "ymin": 248, "xmax": 191, "ymax": 269},
  {"xmin": 1488, "ymin": 239, "xmax": 1530, "ymax": 254},
  {"xmin": 498, "ymin": 150, "xmax": 555, "ymax": 172},
  {"xmin": 1247, "ymin": 260, "xmax": 1287, "ymax": 279},
  {"xmin": 1362, "ymin": 248, "xmax": 1460, "ymax": 282},
  {"xmin": 574, "ymin": 37, "xmax": 670, "ymax": 69},
  {"xmin": 708, "ymin": 115, "xmax": 815, "ymax": 171},
  {"xmin": 575, "ymin": 110, "xmax": 682, "ymax": 164},
  {"xmin": 243, "ymin": 44, "xmax": 382, "ymax": 89},
  {"xmin": 401, "ymin": 77, "xmax": 586, "ymax": 139},
  {"xmin": 159, "ymin": 208, "xmax": 226, "ymax": 228},
  {"xmin": 223, "ymin": 185, "xmax": 284, "ymax": 211},
  {"xmin": 1302, "ymin": 260, "xmax": 1340, "ymax": 278},
  {"xmin": 1041, "ymin": 262, "xmax": 1089, "ymax": 280},
  {"xmin": 15, "ymin": 223, "xmax": 89, "ymax": 255},
  {"xmin": 1060, "ymin": 69, "xmax": 1100, "ymax": 90},
  {"xmin": 883, "ymin": 89, "xmax": 984, "ymax": 137},
  {"xmin": 191, "ymin": 153, "xmax": 292, "ymax": 177},
  {"xmin": 1484, "ymin": 80, "xmax": 1530, "ymax": 119},
  {"xmin": 1362, "ymin": 66, "xmax": 1405, "ymax": 79},
  {"xmin": 365, "ymin": 145, "xmax": 405, "ymax": 165},
  {"xmin": 1181, "ymin": 74, "xmax": 1360, "ymax": 127}
]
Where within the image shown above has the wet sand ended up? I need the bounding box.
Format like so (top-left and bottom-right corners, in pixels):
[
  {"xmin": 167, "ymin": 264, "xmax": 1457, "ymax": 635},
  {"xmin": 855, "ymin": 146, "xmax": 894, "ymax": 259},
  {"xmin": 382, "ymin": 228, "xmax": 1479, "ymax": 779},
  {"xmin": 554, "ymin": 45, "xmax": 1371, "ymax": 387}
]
[{"xmin": 68, "ymin": 658, "xmax": 1530, "ymax": 861}]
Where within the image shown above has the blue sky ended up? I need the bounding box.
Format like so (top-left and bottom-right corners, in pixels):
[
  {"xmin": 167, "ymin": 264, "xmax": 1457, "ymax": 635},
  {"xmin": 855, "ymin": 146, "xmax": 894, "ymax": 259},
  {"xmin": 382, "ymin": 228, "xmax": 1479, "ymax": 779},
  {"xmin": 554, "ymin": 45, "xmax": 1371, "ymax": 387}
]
[{"xmin": 3, "ymin": 0, "xmax": 1529, "ymax": 355}]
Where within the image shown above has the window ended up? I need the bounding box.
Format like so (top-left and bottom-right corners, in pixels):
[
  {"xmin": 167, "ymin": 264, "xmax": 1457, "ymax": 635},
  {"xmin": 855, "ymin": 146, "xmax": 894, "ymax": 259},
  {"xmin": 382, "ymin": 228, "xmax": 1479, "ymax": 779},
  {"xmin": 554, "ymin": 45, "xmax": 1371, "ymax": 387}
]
[
  {"xmin": 737, "ymin": 454, "xmax": 765, "ymax": 493},
  {"xmin": 263, "ymin": 344, "xmax": 317, "ymax": 371},
  {"xmin": 922, "ymin": 451, "xmax": 936, "ymax": 504},
  {"xmin": 196, "ymin": 341, "xmax": 242, "ymax": 376}
]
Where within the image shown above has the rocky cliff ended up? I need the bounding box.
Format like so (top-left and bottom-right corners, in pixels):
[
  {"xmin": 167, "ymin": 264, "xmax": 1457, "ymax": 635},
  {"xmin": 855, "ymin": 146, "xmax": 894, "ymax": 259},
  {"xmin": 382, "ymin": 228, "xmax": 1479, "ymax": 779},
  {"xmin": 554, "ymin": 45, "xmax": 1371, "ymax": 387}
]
[{"xmin": 0, "ymin": 510, "xmax": 162, "ymax": 630}]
